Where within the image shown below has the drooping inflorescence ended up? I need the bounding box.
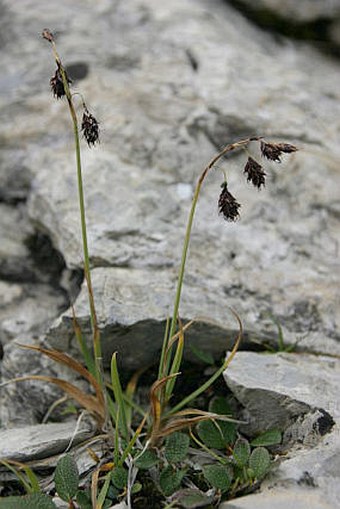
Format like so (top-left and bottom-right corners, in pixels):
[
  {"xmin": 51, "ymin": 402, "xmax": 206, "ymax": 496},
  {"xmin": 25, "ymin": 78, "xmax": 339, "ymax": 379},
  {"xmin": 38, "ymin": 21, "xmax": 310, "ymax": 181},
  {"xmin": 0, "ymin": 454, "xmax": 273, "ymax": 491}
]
[
  {"xmin": 218, "ymin": 182, "xmax": 241, "ymax": 221},
  {"xmin": 243, "ymin": 157, "xmax": 266, "ymax": 189},
  {"xmin": 50, "ymin": 65, "xmax": 71, "ymax": 99},
  {"xmin": 42, "ymin": 29, "xmax": 99, "ymax": 147},
  {"xmin": 218, "ymin": 139, "xmax": 298, "ymax": 222},
  {"xmin": 260, "ymin": 141, "xmax": 298, "ymax": 162},
  {"xmin": 81, "ymin": 108, "xmax": 100, "ymax": 147}
]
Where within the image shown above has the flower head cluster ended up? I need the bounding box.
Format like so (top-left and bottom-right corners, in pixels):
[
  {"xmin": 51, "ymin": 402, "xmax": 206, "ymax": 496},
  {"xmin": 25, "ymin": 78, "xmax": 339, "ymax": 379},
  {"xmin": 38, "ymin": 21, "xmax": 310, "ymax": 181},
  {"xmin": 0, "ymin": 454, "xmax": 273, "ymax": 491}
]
[
  {"xmin": 50, "ymin": 66, "xmax": 71, "ymax": 99},
  {"xmin": 260, "ymin": 141, "xmax": 298, "ymax": 162},
  {"xmin": 43, "ymin": 30, "xmax": 100, "ymax": 147},
  {"xmin": 218, "ymin": 182, "xmax": 241, "ymax": 222},
  {"xmin": 217, "ymin": 138, "xmax": 298, "ymax": 221},
  {"xmin": 244, "ymin": 157, "xmax": 266, "ymax": 189},
  {"xmin": 81, "ymin": 108, "xmax": 100, "ymax": 147}
]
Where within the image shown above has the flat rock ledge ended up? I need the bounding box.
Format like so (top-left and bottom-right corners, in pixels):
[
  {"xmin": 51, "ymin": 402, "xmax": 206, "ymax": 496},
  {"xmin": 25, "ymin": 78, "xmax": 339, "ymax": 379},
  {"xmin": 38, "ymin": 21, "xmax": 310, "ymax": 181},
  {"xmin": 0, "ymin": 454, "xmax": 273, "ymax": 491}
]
[
  {"xmin": 222, "ymin": 351, "xmax": 340, "ymax": 508},
  {"xmin": 0, "ymin": 420, "xmax": 94, "ymax": 463},
  {"xmin": 47, "ymin": 266, "xmax": 249, "ymax": 370}
]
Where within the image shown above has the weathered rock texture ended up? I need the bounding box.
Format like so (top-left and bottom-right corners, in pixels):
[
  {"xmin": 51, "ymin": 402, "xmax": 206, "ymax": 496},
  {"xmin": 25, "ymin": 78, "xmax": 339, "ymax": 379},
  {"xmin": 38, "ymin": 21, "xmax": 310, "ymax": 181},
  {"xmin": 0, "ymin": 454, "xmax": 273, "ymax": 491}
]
[
  {"xmin": 0, "ymin": 0, "xmax": 339, "ymax": 505},
  {"xmin": 228, "ymin": 0, "xmax": 340, "ymax": 51},
  {"xmin": 230, "ymin": 0, "xmax": 340, "ymax": 22},
  {"xmin": 223, "ymin": 351, "xmax": 340, "ymax": 508},
  {"xmin": 0, "ymin": 0, "xmax": 339, "ymax": 420},
  {"xmin": 2, "ymin": 0, "xmax": 338, "ymax": 364},
  {"xmin": 0, "ymin": 420, "xmax": 94, "ymax": 462}
]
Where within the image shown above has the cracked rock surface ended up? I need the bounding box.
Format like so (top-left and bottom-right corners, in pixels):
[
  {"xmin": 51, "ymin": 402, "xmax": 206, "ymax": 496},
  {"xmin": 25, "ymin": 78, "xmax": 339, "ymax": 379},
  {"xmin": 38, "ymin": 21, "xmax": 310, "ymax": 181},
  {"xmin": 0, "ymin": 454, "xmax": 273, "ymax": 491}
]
[
  {"xmin": 0, "ymin": 0, "xmax": 339, "ymax": 505},
  {"xmin": 223, "ymin": 351, "xmax": 340, "ymax": 508},
  {"xmin": 1, "ymin": 0, "xmax": 338, "ymax": 365}
]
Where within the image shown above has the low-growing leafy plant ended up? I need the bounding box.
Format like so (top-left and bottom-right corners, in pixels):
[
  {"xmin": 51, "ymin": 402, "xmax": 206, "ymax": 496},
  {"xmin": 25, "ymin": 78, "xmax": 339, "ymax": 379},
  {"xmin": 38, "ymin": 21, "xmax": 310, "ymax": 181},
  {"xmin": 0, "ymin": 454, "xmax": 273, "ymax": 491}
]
[{"xmin": 0, "ymin": 29, "xmax": 297, "ymax": 508}]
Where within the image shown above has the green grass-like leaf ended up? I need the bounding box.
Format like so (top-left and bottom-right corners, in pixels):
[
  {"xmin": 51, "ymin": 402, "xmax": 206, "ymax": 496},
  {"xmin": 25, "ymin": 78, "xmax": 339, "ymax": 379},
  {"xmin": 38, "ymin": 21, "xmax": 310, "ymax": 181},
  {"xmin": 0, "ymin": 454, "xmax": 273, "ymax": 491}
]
[
  {"xmin": 54, "ymin": 454, "xmax": 79, "ymax": 502},
  {"xmin": 250, "ymin": 429, "xmax": 282, "ymax": 447},
  {"xmin": 203, "ymin": 464, "xmax": 232, "ymax": 492},
  {"xmin": 0, "ymin": 493, "xmax": 57, "ymax": 509},
  {"xmin": 111, "ymin": 352, "xmax": 129, "ymax": 440},
  {"xmin": 249, "ymin": 447, "xmax": 271, "ymax": 479},
  {"xmin": 160, "ymin": 466, "xmax": 186, "ymax": 496},
  {"xmin": 0, "ymin": 460, "xmax": 38, "ymax": 495},
  {"xmin": 164, "ymin": 432, "xmax": 190, "ymax": 463}
]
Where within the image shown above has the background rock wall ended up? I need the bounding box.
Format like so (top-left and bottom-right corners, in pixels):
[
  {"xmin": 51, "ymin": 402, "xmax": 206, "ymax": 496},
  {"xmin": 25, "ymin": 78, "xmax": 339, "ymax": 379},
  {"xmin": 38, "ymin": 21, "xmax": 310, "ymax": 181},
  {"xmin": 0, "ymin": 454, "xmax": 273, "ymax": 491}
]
[{"xmin": 0, "ymin": 0, "xmax": 339, "ymax": 422}]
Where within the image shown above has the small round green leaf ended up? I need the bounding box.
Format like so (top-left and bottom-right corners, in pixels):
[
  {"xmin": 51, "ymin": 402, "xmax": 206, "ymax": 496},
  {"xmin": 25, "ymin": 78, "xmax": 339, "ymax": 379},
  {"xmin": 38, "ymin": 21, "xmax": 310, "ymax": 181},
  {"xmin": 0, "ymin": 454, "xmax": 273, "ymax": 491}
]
[
  {"xmin": 250, "ymin": 429, "xmax": 282, "ymax": 447},
  {"xmin": 207, "ymin": 398, "xmax": 237, "ymax": 446},
  {"xmin": 233, "ymin": 437, "xmax": 251, "ymax": 467},
  {"xmin": 160, "ymin": 465, "xmax": 186, "ymax": 496},
  {"xmin": 0, "ymin": 493, "xmax": 57, "ymax": 509},
  {"xmin": 249, "ymin": 447, "xmax": 271, "ymax": 479},
  {"xmin": 197, "ymin": 420, "xmax": 226, "ymax": 450},
  {"xmin": 54, "ymin": 454, "xmax": 79, "ymax": 502},
  {"xmin": 164, "ymin": 432, "xmax": 190, "ymax": 463},
  {"xmin": 111, "ymin": 466, "xmax": 128, "ymax": 490},
  {"xmin": 134, "ymin": 449, "xmax": 159, "ymax": 469},
  {"xmin": 131, "ymin": 482, "xmax": 142, "ymax": 494},
  {"xmin": 203, "ymin": 464, "xmax": 232, "ymax": 492},
  {"xmin": 76, "ymin": 490, "xmax": 92, "ymax": 509},
  {"xmin": 208, "ymin": 397, "xmax": 232, "ymax": 415}
]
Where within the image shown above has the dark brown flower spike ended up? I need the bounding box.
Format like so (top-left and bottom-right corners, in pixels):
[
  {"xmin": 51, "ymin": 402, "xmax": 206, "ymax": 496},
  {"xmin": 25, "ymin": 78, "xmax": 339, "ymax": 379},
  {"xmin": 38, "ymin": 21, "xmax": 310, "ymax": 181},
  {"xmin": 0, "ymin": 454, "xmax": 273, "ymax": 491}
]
[
  {"xmin": 276, "ymin": 143, "xmax": 298, "ymax": 154},
  {"xmin": 261, "ymin": 140, "xmax": 298, "ymax": 162},
  {"xmin": 50, "ymin": 66, "xmax": 71, "ymax": 99},
  {"xmin": 244, "ymin": 157, "xmax": 266, "ymax": 189},
  {"xmin": 218, "ymin": 182, "xmax": 241, "ymax": 222},
  {"xmin": 81, "ymin": 108, "xmax": 100, "ymax": 147}
]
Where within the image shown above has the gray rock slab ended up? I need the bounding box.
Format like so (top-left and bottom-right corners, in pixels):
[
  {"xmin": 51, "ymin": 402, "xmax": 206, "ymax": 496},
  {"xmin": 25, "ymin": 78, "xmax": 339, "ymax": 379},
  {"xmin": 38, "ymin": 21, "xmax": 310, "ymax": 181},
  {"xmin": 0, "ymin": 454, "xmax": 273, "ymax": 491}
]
[
  {"xmin": 221, "ymin": 487, "xmax": 334, "ymax": 509},
  {"xmin": 231, "ymin": 0, "xmax": 340, "ymax": 23},
  {"xmin": 0, "ymin": 421, "xmax": 94, "ymax": 462},
  {"xmin": 18, "ymin": 0, "xmax": 339, "ymax": 361},
  {"xmin": 0, "ymin": 336, "xmax": 89, "ymax": 428},
  {"xmin": 0, "ymin": 203, "xmax": 34, "ymax": 280},
  {"xmin": 223, "ymin": 351, "xmax": 340, "ymax": 508},
  {"xmin": 0, "ymin": 283, "xmax": 66, "ymax": 346},
  {"xmin": 0, "ymin": 2, "xmax": 339, "ymax": 368},
  {"xmin": 224, "ymin": 351, "xmax": 339, "ymax": 436},
  {"xmin": 47, "ymin": 266, "xmax": 244, "ymax": 370}
]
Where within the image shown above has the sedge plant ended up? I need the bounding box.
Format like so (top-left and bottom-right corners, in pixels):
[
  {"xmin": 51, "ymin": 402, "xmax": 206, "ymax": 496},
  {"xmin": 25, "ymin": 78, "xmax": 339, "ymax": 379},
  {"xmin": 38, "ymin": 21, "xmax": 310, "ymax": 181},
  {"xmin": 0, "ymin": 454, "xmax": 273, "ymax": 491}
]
[{"xmin": 0, "ymin": 29, "xmax": 298, "ymax": 508}]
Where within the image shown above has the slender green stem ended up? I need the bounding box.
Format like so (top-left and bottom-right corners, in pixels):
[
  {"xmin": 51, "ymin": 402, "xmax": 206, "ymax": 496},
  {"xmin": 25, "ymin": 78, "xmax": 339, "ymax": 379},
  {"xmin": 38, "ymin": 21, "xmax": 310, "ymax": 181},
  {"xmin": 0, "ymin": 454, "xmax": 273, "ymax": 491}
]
[
  {"xmin": 51, "ymin": 41, "xmax": 102, "ymax": 373},
  {"xmin": 165, "ymin": 310, "xmax": 242, "ymax": 416},
  {"xmin": 163, "ymin": 138, "xmax": 256, "ymax": 400}
]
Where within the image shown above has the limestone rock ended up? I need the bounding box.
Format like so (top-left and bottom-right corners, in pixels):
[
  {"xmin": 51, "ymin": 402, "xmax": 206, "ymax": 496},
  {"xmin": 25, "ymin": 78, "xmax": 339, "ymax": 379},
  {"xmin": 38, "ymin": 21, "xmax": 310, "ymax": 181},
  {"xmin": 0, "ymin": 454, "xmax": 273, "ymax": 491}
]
[
  {"xmin": 0, "ymin": 203, "xmax": 34, "ymax": 281},
  {"xmin": 1, "ymin": 0, "xmax": 339, "ymax": 422},
  {"xmin": 47, "ymin": 266, "xmax": 246, "ymax": 370},
  {"xmin": 230, "ymin": 0, "xmax": 340, "ymax": 23},
  {"xmin": 20, "ymin": 0, "xmax": 339, "ymax": 361},
  {"xmin": 223, "ymin": 351, "xmax": 340, "ymax": 508},
  {"xmin": 221, "ymin": 488, "xmax": 334, "ymax": 509},
  {"xmin": 0, "ymin": 336, "xmax": 89, "ymax": 428},
  {"xmin": 224, "ymin": 351, "xmax": 338, "ymax": 437},
  {"xmin": 0, "ymin": 420, "xmax": 94, "ymax": 462}
]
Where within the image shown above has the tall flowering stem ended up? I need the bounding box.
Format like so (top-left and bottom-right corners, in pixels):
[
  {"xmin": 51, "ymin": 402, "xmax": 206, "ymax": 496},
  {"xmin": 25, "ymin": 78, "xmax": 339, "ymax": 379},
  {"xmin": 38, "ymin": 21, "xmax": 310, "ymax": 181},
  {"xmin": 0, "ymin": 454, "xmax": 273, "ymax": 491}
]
[
  {"xmin": 43, "ymin": 31, "xmax": 102, "ymax": 380},
  {"xmin": 162, "ymin": 137, "xmax": 261, "ymax": 401}
]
